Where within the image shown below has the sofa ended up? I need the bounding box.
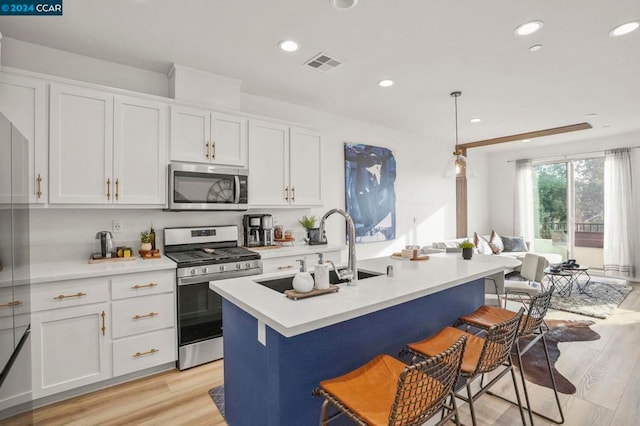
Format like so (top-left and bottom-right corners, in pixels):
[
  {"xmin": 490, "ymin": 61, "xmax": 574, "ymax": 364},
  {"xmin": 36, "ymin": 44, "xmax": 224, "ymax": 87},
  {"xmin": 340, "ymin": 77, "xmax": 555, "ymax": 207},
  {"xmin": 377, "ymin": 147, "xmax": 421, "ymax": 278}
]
[{"xmin": 424, "ymin": 235, "xmax": 563, "ymax": 266}]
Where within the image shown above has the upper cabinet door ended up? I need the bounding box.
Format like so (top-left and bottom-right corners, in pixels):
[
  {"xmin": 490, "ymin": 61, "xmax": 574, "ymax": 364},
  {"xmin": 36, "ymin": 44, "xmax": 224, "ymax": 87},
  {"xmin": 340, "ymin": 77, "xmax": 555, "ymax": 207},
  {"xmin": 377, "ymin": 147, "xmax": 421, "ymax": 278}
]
[
  {"xmin": 169, "ymin": 105, "xmax": 211, "ymax": 164},
  {"xmin": 289, "ymin": 127, "xmax": 322, "ymax": 206},
  {"xmin": 0, "ymin": 72, "xmax": 47, "ymax": 204},
  {"xmin": 248, "ymin": 120, "xmax": 290, "ymax": 206},
  {"xmin": 49, "ymin": 84, "xmax": 113, "ymax": 204},
  {"xmin": 210, "ymin": 112, "xmax": 247, "ymax": 167},
  {"xmin": 113, "ymin": 96, "xmax": 168, "ymax": 205}
]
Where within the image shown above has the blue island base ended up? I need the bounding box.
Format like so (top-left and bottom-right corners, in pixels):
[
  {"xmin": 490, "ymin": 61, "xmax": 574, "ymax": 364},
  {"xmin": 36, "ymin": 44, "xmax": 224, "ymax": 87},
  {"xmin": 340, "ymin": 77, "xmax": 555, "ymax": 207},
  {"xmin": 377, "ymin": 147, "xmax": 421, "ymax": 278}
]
[{"xmin": 222, "ymin": 278, "xmax": 483, "ymax": 426}]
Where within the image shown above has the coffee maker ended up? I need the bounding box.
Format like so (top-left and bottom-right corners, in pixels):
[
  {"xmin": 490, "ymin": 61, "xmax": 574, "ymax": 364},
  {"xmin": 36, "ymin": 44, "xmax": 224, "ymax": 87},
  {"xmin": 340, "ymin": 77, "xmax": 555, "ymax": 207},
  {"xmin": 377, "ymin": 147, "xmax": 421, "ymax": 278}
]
[{"xmin": 243, "ymin": 214, "xmax": 273, "ymax": 247}]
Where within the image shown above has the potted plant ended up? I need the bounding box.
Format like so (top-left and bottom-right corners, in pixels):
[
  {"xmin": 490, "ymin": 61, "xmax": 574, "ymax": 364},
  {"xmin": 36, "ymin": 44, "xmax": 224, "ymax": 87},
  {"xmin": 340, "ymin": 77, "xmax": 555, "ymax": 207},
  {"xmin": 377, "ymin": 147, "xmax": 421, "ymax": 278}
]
[
  {"xmin": 459, "ymin": 240, "xmax": 475, "ymax": 260},
  {"xmin": 140, "ymin": 231, "xmax": 153, "ymax": 251},
  {"xmin": 298, "ymin": 215, "xmax": 317, "ymax": 243}
]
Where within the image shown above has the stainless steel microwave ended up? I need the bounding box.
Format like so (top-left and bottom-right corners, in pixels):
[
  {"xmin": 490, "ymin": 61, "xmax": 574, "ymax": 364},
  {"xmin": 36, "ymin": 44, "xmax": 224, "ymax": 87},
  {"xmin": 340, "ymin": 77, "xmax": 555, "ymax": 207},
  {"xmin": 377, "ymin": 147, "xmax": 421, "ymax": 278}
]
[{"xmin": 167, "ymin": 162, "xmax": 249, "ymax": 211}]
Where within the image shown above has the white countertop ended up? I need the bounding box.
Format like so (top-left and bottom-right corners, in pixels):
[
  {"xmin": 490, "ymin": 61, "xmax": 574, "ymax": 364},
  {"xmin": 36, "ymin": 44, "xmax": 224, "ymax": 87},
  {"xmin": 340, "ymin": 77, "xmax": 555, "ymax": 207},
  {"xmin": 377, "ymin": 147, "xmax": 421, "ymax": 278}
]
[
  {"xmin": 27, "ymin": 256, "xmax": 177, "ymax": 284},
  {"xmin": 210, "ymin": 254, "xmax": 511, "ymax": 338},
  {"xmin": 248, "ymin": 244, "xmax": 344, "ymax": 259}
]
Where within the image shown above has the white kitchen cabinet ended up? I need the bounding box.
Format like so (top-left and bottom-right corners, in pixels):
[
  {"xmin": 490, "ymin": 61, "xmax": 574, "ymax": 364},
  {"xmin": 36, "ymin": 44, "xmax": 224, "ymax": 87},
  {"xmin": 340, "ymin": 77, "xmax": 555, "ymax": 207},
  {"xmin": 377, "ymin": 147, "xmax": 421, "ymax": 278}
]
[
  {"xmin": 289, "ymin": 127, "xmax": 322, "ymax": 206},
  {"xmin": 0, "ymin": 119, "xmax": 29, "ymax": 205},
  {"xmin": 49, "ymin": 84, "xmax": 168, "ymax": 205},
  {"xmin": 170, "ymin": 105, "xmax": 247, "ymax": 167},
  {"xmin": 0, "ymin": 72, "xmax": 47, "ymax": 204},
  {"xmin": 31, "ymin": 303, "xmax": 111, "ymax": 398},
  {"xmin": 113, "ymin": 96, "xmax": 167, "ymax": 205},
  {"xmin": 248, "ymin": 120, "xmax": 322, "ymax": 207}
]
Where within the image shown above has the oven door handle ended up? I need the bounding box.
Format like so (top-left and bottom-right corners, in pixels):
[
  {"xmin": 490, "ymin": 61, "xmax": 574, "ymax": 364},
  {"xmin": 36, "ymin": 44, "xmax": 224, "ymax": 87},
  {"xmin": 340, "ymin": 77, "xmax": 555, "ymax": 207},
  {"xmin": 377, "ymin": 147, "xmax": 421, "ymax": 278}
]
[{"xmin": 178, "ymin": 268, "xmax": 262, "ymax": 286}]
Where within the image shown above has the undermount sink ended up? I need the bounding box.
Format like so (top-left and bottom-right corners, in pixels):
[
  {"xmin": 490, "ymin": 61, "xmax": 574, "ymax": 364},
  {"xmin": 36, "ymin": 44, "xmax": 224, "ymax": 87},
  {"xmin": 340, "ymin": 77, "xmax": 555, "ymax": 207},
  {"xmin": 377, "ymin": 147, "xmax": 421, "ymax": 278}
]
[{"xmin": 256, "ymin": 269, "xmax": 382, "ymax": 294}]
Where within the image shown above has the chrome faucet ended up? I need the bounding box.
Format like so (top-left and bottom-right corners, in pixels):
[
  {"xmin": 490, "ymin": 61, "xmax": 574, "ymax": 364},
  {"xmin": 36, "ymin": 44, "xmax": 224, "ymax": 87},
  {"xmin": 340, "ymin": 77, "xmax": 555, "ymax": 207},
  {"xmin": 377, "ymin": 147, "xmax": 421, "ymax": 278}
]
[{"xmin": 318, "ymin": 208, "xmax": 357, "ymax": 285}]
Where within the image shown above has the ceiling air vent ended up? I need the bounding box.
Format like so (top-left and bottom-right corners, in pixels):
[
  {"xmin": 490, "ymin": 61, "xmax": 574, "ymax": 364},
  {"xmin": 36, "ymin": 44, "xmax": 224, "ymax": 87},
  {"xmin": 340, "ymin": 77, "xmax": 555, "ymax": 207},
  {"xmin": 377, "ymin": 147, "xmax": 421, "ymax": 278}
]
[{"xmin": 304, "ymin": 53, "xmax": 342, "ymax": 71}]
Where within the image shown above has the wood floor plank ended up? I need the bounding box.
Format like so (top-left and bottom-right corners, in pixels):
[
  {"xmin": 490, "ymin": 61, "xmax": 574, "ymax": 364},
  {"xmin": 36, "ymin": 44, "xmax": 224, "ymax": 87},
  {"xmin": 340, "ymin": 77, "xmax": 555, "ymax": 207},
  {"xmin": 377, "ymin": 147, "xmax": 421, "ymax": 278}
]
[
  {"xmin": 560, "ymin": 395, "xmax": 614, "ymax": 426},
  {"xmin": 609, "ymin": 370, "xmax": 640, "ymax": 426},
  {"xmin": 577, "ymin": 337, "xmax": 640, "ymax": 411}
]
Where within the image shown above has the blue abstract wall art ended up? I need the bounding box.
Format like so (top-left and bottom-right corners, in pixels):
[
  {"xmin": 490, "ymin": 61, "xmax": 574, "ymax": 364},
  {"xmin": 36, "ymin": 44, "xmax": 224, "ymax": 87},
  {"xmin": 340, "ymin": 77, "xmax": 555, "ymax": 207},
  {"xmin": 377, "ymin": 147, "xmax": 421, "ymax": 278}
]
[{"xmin": 344, "ymin": 143, "xmax": 396, "ymax": 243}]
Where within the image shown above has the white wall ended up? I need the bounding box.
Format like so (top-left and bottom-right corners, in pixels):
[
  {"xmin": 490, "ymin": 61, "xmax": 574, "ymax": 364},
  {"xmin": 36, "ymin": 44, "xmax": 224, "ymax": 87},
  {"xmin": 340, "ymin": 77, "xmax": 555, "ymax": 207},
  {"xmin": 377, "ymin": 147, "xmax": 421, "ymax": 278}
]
[
  {"xmin": 1, "ymin": 39, "xmax": 480, "ymax": 263},
  {"xmin": 487, "ymin": 131, "xmax": 640, "ymax": 276}
]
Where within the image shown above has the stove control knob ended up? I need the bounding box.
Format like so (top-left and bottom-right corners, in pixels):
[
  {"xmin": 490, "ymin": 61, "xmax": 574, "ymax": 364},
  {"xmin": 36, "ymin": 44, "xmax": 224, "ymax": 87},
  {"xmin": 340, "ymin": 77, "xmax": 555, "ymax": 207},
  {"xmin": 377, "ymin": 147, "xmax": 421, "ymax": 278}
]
[
  {"xmin": 245, "ymin": 262, "xmax": 251, "ymax": 268},
  {"xmin": 202, "ymin": 267, "xmax": 209, "ymax": 274},
  {"xmin": 219, "ymin": 265, "xmax": 225, "ymax": 272},
  {"xmin": 190, "ymin": 268, "xmax": 197, "ymax": 276},
  {"xmin": 236, "ymin": 263, "xmax": 242, "ymax": 270}
]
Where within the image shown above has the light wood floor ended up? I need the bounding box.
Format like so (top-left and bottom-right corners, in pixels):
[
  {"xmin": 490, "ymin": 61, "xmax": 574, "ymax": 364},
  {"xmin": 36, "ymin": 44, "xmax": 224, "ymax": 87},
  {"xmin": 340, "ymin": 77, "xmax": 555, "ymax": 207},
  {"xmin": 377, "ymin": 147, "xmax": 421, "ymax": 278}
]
[{"xmin": 6, "ymin": 280, "xmax": 640, "ymax": 426}]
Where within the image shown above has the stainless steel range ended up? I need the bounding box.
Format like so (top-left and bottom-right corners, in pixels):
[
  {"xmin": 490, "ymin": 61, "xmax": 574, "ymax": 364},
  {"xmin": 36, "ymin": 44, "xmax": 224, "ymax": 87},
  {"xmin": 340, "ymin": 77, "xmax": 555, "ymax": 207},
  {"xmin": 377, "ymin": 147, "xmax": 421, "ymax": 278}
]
[{"xmin": 164, "ymin": 225, "xmax": 262, "ymax": 370}]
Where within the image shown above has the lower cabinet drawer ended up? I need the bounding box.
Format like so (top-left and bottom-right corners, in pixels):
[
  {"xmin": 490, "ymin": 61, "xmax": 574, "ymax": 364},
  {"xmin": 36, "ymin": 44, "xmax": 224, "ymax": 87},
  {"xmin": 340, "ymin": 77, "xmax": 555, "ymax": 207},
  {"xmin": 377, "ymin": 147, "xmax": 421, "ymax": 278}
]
[
  {"xmin": 31, "ymin": 277, "xmax": 110, "ymax": 312},
  {"xmin": 113, "ymin": 328, "xmax": 176, "ymax": 377},
  {"xmin": 111, "ymin": 293, "xmax": 175, "ymax": 339},
  {"xmin": 111, "ymin": 270, "xmax": 175, "ymax": 300}
]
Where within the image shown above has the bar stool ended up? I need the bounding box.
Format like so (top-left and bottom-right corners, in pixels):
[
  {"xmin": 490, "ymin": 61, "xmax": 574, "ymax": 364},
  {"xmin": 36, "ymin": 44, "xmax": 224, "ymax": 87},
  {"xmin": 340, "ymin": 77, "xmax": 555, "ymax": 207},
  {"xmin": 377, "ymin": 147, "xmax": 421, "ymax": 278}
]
[
  {"xmin": 404, "ymin": 308, "xmax": 526, "ymax": 426},
  {"xmin": 457, "ymin": 285, "xmax": 563, "ymax": 425},
  {"xmin": 312, "ymin": 336, "xmax": 467, "ymax": 426}
]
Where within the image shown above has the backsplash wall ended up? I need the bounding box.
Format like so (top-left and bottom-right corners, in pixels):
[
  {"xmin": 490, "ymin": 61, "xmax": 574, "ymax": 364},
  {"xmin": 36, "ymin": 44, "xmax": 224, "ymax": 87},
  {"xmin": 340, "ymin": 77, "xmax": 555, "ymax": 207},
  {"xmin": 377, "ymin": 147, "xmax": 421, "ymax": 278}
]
[{"xmin": 28, "ymin": 208, "xmax": 323, "ymax": 263}]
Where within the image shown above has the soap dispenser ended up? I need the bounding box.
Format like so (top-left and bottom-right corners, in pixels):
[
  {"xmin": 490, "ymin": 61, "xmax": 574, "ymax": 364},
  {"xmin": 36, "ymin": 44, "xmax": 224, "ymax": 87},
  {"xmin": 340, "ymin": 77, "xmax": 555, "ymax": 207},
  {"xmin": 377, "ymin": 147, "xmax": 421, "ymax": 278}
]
[
  {"xmin": 314, "ymin": 253, "xmax": 330, "ymax": 290},
  {"xmin": 292, "ymin": 259, "xmax": 314, "ymax": 293}
]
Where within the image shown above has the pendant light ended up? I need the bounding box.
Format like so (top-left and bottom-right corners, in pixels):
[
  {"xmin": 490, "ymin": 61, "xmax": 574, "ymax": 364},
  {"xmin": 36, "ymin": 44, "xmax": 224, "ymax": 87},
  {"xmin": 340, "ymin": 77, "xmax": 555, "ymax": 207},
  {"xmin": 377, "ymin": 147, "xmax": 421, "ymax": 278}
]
[{"xmin": 442, "ymin": 91, "xmax": 474, "ymax": 178}]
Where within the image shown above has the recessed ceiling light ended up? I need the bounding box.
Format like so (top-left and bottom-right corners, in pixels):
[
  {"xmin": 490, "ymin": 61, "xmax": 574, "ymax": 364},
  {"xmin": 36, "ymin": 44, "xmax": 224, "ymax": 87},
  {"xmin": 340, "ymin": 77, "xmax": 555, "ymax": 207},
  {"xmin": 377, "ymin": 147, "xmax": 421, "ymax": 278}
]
[
  {"xmin": 378, "ymin": 79, "xmax": 394, "ymax": 88},
  {"xmin": 514, "ymin": 20, "xmax": 544, "ymax": 36},
  {"xmin": 522, "ymin": 139, "xmax": 531, "ymax": 142},
  {"xmin": 331, "ymin": 0, "xmax": 358, "ymax": 10},
  {"xmin": 470, "ymin": 118, "xmax": 482, "ymax": 123},
  {"xmin": 529, "ymin": 44, "xmax": 543, "ymax": 52},
  {"xmin": 609, "ymin": 21, "xmax": 640, "ymax": 37},
  {"xmin": 585, "ymin": 113, "xmax": 598, "ymax": 117},
  {"xmin": 278, "ymin": 40, "xmax": 299, "ymax": 52},
  {"xmin": 603, "ymin": 125, "xmax": 611, "ymax": 128}
]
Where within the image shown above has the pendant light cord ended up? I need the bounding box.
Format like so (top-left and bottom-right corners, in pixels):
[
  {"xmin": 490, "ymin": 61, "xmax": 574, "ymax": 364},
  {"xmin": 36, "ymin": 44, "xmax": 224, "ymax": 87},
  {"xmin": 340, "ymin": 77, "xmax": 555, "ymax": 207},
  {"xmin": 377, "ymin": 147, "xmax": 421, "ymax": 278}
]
[{"xmin": 451, "ymin": 91, "xmax": 462, "ymax": 154}]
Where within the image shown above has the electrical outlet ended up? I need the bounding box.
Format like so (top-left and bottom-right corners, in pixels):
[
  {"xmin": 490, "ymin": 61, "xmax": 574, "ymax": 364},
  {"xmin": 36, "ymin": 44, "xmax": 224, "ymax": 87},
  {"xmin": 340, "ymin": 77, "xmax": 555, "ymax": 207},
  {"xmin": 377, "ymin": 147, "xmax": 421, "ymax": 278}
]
[{"xmin": 112, "ymin": 220, "xmax": 123, "ymax": 233}]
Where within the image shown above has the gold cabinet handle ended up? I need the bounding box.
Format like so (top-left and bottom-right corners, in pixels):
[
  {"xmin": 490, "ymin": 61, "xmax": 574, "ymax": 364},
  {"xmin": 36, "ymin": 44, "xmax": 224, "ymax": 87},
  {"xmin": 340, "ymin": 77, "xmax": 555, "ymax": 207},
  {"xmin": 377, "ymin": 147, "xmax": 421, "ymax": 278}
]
[
  {"xmin": 1, "ymin": 300, "xmax": 22, "ymax": 308},
  {"xmin": 205, "ymin": 141, "xmax": 210, "ymax": 158},
  {"xmin": 284, "ymin": 186, "xmax": 289, "ymax": 201},
  {"xmin": 53, "ymin": 292, "xmax": 87, "ymax": 300},
  {"xmin": 277, "ymin": 265, "xmax": 294, "ymax": 270},
  {"xmin": 134, "ymin": 348, "xmax": 159, "ymax": 358},
  {"xmin": 36, "ymin": 174, "xmax": 43, "ymax": 199},
  {"xmin": 212, "ymin": 140, "xmax": 216, "ymax": 159},
  {"xmin": 291, "ymin": 186, "xmax": 296, "ymax": 202},
  {"xmin": 132, "ymin": 283, "xmax": 158, "ymax": 290},
  {"xmin": 132, "ymin": 312, "xmax": 159, "ymax": 320},
  {"xmin": 101, "ymin": 310, "xmax": 106, "ymax": 336},
  {"xmin": 115, "ymin": 178, "xmax": 120, "ymax": 201},
  {"xmin": 106, "ymin": 178, "xmax": 111, "ymax": 200}
]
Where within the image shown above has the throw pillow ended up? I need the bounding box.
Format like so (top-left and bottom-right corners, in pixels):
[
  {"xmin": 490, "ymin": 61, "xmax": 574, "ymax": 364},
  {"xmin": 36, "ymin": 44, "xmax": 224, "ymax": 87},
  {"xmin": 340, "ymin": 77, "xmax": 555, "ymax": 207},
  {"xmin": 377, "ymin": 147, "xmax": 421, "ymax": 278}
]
[
  {"xmin": 501, "ymin": 235, "xmax": 528, "ymax": 252},
  {"xmin": 489, "ymin": 230, "xmax": 504, "ymax": 254},
  {"xmin": 474, "ymin": 232, "xmax": 493, "ymax": 255}
]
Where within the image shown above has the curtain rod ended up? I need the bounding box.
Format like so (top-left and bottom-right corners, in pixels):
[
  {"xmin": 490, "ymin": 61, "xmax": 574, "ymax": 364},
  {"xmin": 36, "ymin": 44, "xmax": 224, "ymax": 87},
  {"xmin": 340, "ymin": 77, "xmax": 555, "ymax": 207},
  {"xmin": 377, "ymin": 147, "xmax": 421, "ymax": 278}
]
[{"xmin": 506, "ymin": 145, "xmax": 640, "ymax": 163}]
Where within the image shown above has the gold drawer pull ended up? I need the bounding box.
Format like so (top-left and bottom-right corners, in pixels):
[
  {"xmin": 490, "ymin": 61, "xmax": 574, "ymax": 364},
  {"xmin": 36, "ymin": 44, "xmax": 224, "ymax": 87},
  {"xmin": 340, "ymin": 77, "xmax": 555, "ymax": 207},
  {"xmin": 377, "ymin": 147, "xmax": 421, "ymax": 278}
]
[
  {"xmin": 101, "ymin": 311, "xmax": 106, "ymax": 336},
  {"xmin": 54, "ymin": 292, "xmax": 87, "ymax": 300},
  {"xmin": 1, "ymin": 300, "xmax": 22, "ymax": 308},
  {"xmin": 133, "ymin": 312, "xmax": 159, "ymax": 320},
  {"xmin": 115, "ymin": 178, "xmax": 120, "ymax": 201},
  {"xmin": 277, "ymin": 265, "xmax": 294, "ymax": 270},
  {"xmin": 134, "ymin": 348, "xmax": 159, "ymax": 358},
  {"xmin": 106, "ymin": 178, "xmax": 111, "ymax": 200},
  {"xmin": 132, "ymin": 283, "xmax": 158, "ymax": 290}
]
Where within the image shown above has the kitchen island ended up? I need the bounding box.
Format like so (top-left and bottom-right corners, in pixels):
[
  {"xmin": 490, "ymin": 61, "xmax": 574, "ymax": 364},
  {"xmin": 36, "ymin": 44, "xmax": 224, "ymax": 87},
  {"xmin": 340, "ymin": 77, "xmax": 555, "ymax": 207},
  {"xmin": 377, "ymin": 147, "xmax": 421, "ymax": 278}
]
[{"xmin": 211, "ymin": 255, "xmax": 509, "ymax": 426}]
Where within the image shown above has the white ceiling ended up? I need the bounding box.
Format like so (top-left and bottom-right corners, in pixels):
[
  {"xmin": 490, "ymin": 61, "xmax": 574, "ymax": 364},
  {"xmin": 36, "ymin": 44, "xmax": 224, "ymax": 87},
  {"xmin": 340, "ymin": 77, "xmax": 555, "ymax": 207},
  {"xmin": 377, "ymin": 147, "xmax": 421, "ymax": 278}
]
[{"xmin": 1, "ymin": 0, "xmax": 639, "ymax": 152}]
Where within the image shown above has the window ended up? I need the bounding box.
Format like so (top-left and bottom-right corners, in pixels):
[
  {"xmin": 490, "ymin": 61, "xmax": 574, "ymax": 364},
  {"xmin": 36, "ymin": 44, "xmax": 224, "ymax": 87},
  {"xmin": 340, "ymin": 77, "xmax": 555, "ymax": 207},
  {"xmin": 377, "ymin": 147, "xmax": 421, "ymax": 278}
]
[{"xmin": 533, "ymin": 157, "xmax": 604, "ymax": 268}]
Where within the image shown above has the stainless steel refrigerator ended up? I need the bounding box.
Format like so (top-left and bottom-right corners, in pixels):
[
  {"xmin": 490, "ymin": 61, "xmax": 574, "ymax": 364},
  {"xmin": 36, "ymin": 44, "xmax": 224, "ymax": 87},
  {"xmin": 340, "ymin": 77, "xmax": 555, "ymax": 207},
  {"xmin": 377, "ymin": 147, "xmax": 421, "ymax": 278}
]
[{"xmin": 0, "ymin": 111, "xmax": 32, "ymax": 420}]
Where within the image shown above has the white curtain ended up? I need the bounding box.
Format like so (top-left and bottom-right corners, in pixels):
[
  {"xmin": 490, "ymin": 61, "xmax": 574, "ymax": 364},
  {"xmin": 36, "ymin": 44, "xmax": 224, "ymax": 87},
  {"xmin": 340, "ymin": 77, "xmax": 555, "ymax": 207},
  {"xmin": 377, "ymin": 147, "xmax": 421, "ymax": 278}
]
[
  {"xmin": 514, "ymin": 159, "xmax": 535, "ymax": 251},
  {"xmin": 604, "ymin": 148, "xmax": 636, "ymax": 278}
]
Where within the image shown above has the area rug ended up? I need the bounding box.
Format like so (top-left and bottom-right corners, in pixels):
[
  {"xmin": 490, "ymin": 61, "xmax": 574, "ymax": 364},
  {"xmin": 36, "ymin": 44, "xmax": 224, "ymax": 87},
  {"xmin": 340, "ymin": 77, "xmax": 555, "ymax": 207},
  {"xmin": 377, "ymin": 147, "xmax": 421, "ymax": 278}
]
[
  {"xmin": 513, "ymin": 319, "xmax": 600, "ymax": 394},
  {"xmin": 208, "ymin": 385, "xmax": 225, "ymax": 419},
  {"xmin": 549, "ymin": 280, "xmax": 632, "ymax": 319}
]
